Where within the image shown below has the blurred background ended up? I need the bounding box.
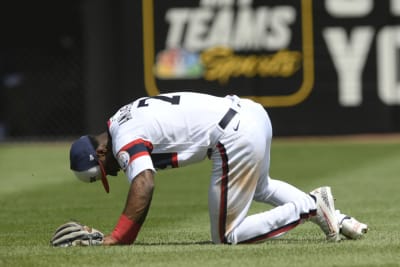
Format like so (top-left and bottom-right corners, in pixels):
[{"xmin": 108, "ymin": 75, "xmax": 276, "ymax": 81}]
[{"xmin": 1, "ymin": 0, "xmax": 399, "ymax": 141}]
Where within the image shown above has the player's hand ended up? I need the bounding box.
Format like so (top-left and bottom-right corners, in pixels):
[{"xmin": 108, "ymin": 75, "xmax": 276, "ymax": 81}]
[{"xmin": 102, "ymin": 234, "xmax": 119, "ymax": 245}]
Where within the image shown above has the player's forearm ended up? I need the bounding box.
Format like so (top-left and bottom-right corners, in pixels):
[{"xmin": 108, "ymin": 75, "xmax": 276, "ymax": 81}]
[
  {"xmin": 107, "ymin": 170, "xmax": 155, "ymax": 245},
  {"xmin": 123, "ymin": 170, "xmax": 154, "ymax": 222}
]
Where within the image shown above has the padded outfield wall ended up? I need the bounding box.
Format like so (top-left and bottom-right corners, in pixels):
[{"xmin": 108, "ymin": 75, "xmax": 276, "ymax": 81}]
[
  {"xmin": 132, "ymin": 0, "xmax": 400, "ymax": 136},
  {"xmin": 83, "ymin": 0, "xmax": 400, "ymax": 136},
  {"xmin": 1, "ymin": 0, "xmax": 400, "ymax": 138}
]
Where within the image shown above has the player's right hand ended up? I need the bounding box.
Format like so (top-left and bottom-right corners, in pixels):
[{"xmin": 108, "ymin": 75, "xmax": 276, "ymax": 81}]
[{"xmin": 102, "ymin": 234, "xmax": 119, "ymax": 245}]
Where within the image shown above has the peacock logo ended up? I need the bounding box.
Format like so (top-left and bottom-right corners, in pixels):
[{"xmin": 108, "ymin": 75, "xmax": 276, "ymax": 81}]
[{"xmin": 153, "ymin": 48, "xmax": 204, "ymax": 79}]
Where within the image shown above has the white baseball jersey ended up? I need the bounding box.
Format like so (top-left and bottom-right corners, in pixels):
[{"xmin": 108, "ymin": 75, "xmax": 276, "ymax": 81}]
[
  {"xmin": 108, "ymin": 92, "xmax": 233, "ymax": 182},
  {"xmin": 108, "ymin": 91, "xmax": 318, "ymax": 245}
]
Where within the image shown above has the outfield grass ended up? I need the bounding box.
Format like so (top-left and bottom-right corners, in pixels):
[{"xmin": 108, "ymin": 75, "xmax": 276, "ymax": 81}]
[{"xmin": 1, "ymin": 138, "xmax": 400, "ymax": 267}]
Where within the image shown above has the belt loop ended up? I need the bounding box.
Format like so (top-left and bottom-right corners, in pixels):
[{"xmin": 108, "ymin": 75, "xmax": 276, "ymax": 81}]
[{"xmin": 225, "ymin": 95, "xmax": 241, "ymax": 112}]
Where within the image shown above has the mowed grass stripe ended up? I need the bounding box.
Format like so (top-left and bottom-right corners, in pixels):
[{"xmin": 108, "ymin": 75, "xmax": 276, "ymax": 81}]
[
  {"xmin": 0, "ymin": 143, "xmax": 72, "ymax": 195},
  {"xmin": 0, "ymin": 140, "xmax": 399, "ymax": 267}
]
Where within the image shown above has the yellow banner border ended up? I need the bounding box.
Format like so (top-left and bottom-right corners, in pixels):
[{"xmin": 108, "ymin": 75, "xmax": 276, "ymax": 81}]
[{"xmin": 142, "ymin": 0, "xmax": 314, "ymax": 107}]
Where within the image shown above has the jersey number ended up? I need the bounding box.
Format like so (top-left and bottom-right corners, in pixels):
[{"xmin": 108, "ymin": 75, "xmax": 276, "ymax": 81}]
[{"xmin": 137, "ymin": 95, "xmax": 181, "ymax": 107}]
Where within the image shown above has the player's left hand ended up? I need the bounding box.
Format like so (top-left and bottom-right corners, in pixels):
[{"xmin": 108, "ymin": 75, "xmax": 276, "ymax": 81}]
[{"xmin": 50, "ymin": 221, "xmax": 104, "ymax": 247}]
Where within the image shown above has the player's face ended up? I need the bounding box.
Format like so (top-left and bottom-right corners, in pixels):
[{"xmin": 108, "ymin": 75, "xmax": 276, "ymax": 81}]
[
  {"xmin": 104, "ymin": 150, "xmax": 120, "ymax": 176},
  {"xmin": 95, "ymin": 138, "xmax": 120, "ymax": 177}
]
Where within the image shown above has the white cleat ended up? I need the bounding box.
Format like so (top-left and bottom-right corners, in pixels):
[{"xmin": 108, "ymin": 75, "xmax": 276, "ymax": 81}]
[
  {"xmin": 338, "ymin": 215, "xmax": 368, "ymax": 239},
  {"xmin": 310, "ymin": 186, "xmax": 341, "ymax": 242}
]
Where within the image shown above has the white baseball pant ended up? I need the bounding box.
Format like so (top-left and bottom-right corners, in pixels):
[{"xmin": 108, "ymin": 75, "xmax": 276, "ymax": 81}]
[{"xmin": 208, "ymin": 98, "xmax": 317, "ymax": 244}]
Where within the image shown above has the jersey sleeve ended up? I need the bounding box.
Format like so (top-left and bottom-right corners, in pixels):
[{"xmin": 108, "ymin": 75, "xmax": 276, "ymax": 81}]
[{"xmin": 116, "ymin": 139, "xmax": 156, "ymax": 182}]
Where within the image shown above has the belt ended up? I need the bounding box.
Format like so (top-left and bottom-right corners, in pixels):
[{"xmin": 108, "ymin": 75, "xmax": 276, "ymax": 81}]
[
  {"xmin": 218, "ymin": 108, "xmax": 238, "ymax": 129},
  {"xmin": 209, "ymin": 105, "xmax": 239, "ymax": 147}
]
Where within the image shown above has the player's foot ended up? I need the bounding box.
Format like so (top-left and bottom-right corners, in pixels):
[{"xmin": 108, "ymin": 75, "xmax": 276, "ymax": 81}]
[
  {"xmin": 310, "ymin": 186, "xmax": 340, "ymax": 242},
  {"xmin": 336, "ymin": 211, "xmax": 368, "ymax": 239}
]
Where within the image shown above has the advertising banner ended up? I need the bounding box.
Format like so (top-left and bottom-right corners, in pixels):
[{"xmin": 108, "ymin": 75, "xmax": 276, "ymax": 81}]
[{"xmin": 140, "ymin": 0, "xmax": 400, "ymax": 135}]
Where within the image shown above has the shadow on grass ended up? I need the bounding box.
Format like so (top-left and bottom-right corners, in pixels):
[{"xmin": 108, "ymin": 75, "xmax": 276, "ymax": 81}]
[
  {"xmin": 135, "ymin": 240, "xmax": 213, "ymax": 246},
  {"xmin": 134, "ymin": 238, "xmax": 327, "ymax": 246}
]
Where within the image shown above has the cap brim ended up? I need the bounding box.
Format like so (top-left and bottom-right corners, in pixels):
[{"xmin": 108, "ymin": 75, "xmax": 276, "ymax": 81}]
[{"xmin": 98, "ymin": 160, "xmax": 110, "ymax": 193}]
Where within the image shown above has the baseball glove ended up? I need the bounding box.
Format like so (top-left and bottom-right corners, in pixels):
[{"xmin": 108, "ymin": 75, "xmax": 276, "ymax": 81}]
[{"xmin": 50, "ymin": 221, "xmax": 104, "ymax": 247}]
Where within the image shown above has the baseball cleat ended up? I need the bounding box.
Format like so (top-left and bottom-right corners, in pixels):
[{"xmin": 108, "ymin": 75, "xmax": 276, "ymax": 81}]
[
  {"xmin": 339, "ymin": 215, "xmax": 368, "ymax": 239},
  {"xmin": 310, "ymin": 186, "xmax": 341, "ymax": 242}
]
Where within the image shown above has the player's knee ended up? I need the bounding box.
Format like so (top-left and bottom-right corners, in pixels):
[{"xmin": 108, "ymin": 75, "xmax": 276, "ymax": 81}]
[
  {"xmin": 211, "ymin": 230, "xmax": 235, "ymax": 245},
  {"xmin": 224, "ymin": 230, "xmax": 238, "ymax": 245}
]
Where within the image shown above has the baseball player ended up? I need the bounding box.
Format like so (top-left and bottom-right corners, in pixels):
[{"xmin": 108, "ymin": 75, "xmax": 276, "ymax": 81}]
[{"xmin": 68, "ymin": 92, "xmax": 367, "ymax": 245}]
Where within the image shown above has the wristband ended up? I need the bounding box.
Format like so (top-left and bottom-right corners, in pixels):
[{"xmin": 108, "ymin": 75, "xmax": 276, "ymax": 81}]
[{"xmin": 111, "ymin": 214, "xmax": 142, "ymax": 244}]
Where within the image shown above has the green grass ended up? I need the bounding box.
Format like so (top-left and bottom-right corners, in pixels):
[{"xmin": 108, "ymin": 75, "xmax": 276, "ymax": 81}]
[{"xmin": 1, "ymin": 139, "xmax": 400, "ymax": 267}]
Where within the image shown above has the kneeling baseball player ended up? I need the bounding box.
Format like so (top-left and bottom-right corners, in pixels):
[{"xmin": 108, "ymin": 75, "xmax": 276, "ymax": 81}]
[{"xmin": 51, "ymin": 92, "xmax": 367, "ymax": 247}]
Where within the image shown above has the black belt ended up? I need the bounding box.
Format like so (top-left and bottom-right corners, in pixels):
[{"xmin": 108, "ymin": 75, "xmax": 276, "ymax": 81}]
[{"xmin": 218, "ymin": 108, "xmax": 237, "ymax": 129}]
